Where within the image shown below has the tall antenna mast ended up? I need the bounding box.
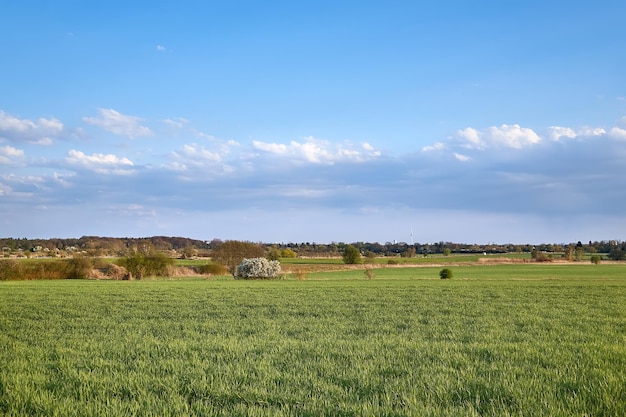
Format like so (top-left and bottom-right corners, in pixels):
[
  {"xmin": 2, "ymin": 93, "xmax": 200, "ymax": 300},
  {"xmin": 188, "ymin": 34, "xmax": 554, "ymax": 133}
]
[{"xmin": 410, "ymin": 225, "xmax": 414, "ymax": 245}]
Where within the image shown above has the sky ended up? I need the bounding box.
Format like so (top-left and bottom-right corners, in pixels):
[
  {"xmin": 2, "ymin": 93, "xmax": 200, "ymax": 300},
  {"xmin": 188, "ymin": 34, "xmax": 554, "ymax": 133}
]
[{"xmin": 1, "ymin": 0, "xmax": 626, "ymax": 244}]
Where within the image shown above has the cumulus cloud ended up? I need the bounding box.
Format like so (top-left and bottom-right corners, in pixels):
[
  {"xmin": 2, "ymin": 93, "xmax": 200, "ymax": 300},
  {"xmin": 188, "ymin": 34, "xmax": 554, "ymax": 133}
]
[
  {"xmin": 0, "ymin": 145, "xmax": 25, "ymax": 165},
  {"xmin": 489, "ymin": 124, "xmax": 541, "ymax": 148},
  {"xmin": 165, "ymin": 142, "xmax": 237, "ymax": 175},
  {"xmin": 548, "ymin": 126, "xmax": 577, "ymax": 141},
  {"xmin": 174, "ymin": 144, "xmax": 222, "ymax": 163},
  {"xmin": 83, "ymin": 108, "xmax": 151, "ymax": 138},
  {"xmin": 609, "ymin": 127, "xmax": 626, "ymax": 140},
  {"xmin": 0, "ymin": 173, "xmax": 53, "ymax": 198},
  {"xmin": 422, "ymin": 142, "xmax": 446, "ymax": 152},
  {"xmin": 458, "ymin": 124, "xmax": 541, "ymax": 149},
  {"xmin": 457, "ymin": 127, "xmax": 483, "ymax": 148},
  {"xmin": 0, "ymin": 110, "xmax": 64, "ymax": 145},
  {"xmin": 548, "ymin": 126, "xmax": 606, "ymax": 141},
  {"xmin": 252, "ymin": 136, "xmax": 381, "ymax": 164},
  {"xmin": 65, "ymin": 149, "xmax": 134, "ymax": 174}
]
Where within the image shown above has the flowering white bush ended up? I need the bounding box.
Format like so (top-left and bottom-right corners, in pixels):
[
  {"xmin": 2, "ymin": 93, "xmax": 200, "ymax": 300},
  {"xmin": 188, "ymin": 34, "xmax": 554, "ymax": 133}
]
[{"xmin": 235, "ymin": 257, "xmax": 281, "ymax": 279}]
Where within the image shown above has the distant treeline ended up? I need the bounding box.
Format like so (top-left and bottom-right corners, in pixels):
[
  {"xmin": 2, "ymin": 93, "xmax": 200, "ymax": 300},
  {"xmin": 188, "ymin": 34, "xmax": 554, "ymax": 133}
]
[
  {"xmin": 0, "ymin": 236, "xmax": 210, "ymax": 256},
  {"xmin": 1, "ymin": 236, "xmax": 624, "ymax": 259}
]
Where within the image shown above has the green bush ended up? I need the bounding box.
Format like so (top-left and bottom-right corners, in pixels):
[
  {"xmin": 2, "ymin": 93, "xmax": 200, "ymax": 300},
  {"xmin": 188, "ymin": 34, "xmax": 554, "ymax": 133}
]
[
  {"xmin": 117, "ymin": 251, "xmax": 175, "ymax": 279},
  {"xmin": 439, "ymin": 268, "xmax": 453, "ymax": 279},
  {"xmin": 280, "ymin": 249, "xmax": 297, "ymax": 258},
  {"xmin": 267, "ymin": 248, "xmax": 281, "ymax": 261},
  {"xmin": 342, "ymin": 245, "xmax": 362, "ymax": 264}
]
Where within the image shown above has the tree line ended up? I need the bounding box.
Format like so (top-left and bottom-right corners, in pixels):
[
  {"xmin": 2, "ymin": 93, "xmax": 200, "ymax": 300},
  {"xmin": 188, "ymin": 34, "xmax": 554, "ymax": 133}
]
[{"xmin": 1, "ymin": 236, "xmax": 625, "ymax": 260}]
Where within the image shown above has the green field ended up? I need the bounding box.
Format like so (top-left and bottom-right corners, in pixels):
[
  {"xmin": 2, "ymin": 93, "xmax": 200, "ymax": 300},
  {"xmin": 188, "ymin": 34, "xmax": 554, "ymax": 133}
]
[{"xmin": 1, "ymin": 264, "xmax": 625, "ymax": 416}]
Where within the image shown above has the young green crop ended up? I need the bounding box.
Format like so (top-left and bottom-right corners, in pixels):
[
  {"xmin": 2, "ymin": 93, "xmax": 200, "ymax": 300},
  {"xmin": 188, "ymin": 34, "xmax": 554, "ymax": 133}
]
[{"xmin": 1, "ymin": 265, "xmax": 625, "ymax": 416}]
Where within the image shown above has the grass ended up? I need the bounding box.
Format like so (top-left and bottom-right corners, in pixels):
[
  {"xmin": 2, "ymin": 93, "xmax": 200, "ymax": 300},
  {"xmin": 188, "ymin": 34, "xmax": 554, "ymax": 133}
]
[
  {"xmin": 1, "ymin": 264, "xmax": 625, "ymax": 416},
  {"xmin": 304, "ymin": 263, "xmax": 624, "ymax": 281},
  {"xmin": 279, "ymin": 253, "xmax": 531, "ymax": 266}
]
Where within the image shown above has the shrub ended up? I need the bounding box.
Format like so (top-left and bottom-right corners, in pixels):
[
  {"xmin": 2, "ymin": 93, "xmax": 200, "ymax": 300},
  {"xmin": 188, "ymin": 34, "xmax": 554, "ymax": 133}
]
[
  {"xmin": 267, "ymin": 248, "xmax": 281, "ymax": 261},
  {"xmin": 117, "ymin": 251, "xmax": 175, "ymax": 279},
  {"xmin": 26, "ymin": 260, "xmax": 68, "ymax": 280},
  {"xmin": 342, "ymin": 245, "xmax": 362, "ymax": 264},
  {"xmin": 0, "ymin": 259, "xmax": 22, "ymax": 280},
  {"xmin": 236, "ymin": 257, "xmax": 281, "ymax": 279},
  {"xmin": 531, "ymin": 249, "xmax": 552, "ymax": 262},
  {"xmin": 101, "ymin": 263, "xmax": 130, "ymax": 280},
  {"xmin": 364, "ymin": 269, "xmax": 375, "ymax": 280},
  {"xmin": 65, "ymin": 256, "xmax": 93, "ymax": 279},
  {"xmin": 609, "ymin": 247, "xmax": 625, "ymax": 261},
  {"xmin": 196, "ymin": 263, "xmax": 228, "ymax": 275},
  {"xmin": 280, "ymin": 249, "xmax": 297, "ymax": 258},
  {"xmin": 439, "ymin": 268, "xmax": 453, "ymax": 279},
  {"xmin": 590, "ymin": 255, "xmax": 601, "ymax": 265},
  {"xmin": 0, "ymin": 258, "xmax": 94, "ymax": 280}
]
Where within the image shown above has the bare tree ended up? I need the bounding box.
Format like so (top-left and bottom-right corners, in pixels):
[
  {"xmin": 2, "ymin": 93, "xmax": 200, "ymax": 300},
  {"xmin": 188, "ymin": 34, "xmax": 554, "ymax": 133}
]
[{"xmin": 211, "ymin": 240, "xmax": 265, "ymax": 277}]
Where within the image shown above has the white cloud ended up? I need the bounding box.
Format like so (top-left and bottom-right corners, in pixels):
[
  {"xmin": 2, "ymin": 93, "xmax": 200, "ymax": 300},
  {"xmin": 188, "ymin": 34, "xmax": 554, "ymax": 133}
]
[
  {"xmin": 253, "ymin": 141, "xmax": 287, "ymax": 154},
  {"xmin": 0, "ymin": 110, "xmax": 64, "ymax": 145},
  {"xmin": 166, "ymin": 143, "xmax": 236, "ymax": 175},
  {"xmin": 548, "ymin": 126, "xmax": 577, "ymax": 141},
  {"xmin": 65, "ymin": 149, "xmax": 134, "ymax": 174},
  {"xmin": 579, "ymin": 127, "xmax": 606, "ymax": 137},
  {"xmin": 453, "ymin": 152, "xmax": 470, "ymax": 161},
  {"xmin": 252, "ymin": 136, "xmax": 381, "ymax": 164},
  {"xmin": 486, "ymin": 124, "xmax": 541, "ymax": 148},
  {"xmin": 0, "ymin": 182, "xmax": 10, "ymax": 196},
  {"xmin": 177, "ymin": 144, "xmax": 222, "ymax": 162},
  {"xmin": 362, "ymin": 142, "xmax": 375, "ymax": 151},
  {"xmin": 458, "ymin": 127, "xmax": 483, "ymax": 148},
  {"xmin": 609, "ymin": 127, "xmax": 626, "ymax": 140},
  {"xmin": 83, "ymin": 108, "xmax": 151, "ymax": 138},
  {"xmin": 52, "ymin": 172, "xmax": 74, "ymax": 188},
  {"xmin": 162, "ymin": 117, "xmax": 189, "ymax": 129},
  {"xmin": 192, "ymin": 129, "xmax": 220, "ymax": 142},
  {"xmin": 422, "ymin": 142, "xmax": 446, "ymax": 152},
  {"xmin": 156, "ymin": 45, "xmax": 167, "ymax": 52},
  {"xmin": 0, "ymin": 145, "xmax": 25, "ymax": 165},
  {"xmin": 548, "ymin": 126, "xmax": 606, "ymax": 141},
  {"xmin": 458, "ymin": 124, "xmax": 541, "ymax": 149},
  {"xmin": 0, "ymin": 173, "xmax": 49, "ymax": 197}
]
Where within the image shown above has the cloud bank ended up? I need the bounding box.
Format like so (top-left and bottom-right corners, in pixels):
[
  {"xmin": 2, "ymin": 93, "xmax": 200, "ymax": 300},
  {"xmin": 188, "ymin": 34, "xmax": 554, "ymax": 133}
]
[{"xmin": 2, "ymin": 108, "xmax": 625, "ymax": 243}]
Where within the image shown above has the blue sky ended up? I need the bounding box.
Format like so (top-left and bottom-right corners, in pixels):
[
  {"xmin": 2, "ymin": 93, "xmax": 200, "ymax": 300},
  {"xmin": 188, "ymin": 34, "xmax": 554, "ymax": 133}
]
[{"xmin": 1, "ymin": 1, "xmax": 625, "ymax": 244}]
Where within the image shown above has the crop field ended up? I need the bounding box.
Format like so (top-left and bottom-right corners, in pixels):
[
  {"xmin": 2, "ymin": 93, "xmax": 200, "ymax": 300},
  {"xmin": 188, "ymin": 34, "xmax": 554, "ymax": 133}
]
[{"xmin": 1, "ymin": 264, "xmax": 625, "ymax": 416}]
